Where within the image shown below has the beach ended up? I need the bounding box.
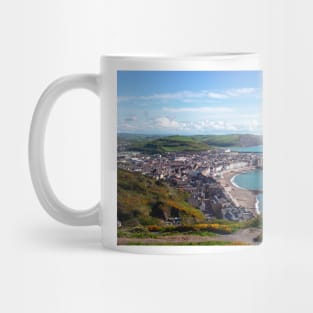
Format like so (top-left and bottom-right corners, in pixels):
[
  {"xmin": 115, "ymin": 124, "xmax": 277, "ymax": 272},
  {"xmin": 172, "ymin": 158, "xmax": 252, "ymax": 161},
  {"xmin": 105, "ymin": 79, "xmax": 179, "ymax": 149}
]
[{"xmin": 217, "ymin": 167, "xmax": 258, "ymax": 213}]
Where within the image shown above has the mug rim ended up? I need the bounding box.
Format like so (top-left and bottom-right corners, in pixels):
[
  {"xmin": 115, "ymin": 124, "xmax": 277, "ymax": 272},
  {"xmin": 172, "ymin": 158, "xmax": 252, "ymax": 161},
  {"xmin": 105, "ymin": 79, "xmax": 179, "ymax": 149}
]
[{"xmin": 101, "ymin": 52, "xmax": 259, "ymax": 61}]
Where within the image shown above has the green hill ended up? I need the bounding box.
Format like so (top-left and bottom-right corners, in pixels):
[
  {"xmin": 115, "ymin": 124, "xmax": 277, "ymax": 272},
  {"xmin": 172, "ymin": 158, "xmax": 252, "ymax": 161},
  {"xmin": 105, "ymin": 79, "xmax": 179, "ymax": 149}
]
[
  {"xmin": 196, "ymin": 134, "xmax": 262, "ymax": 147},
  {"xmin": 128, "ymin": 136, "xmax": 209, "ymax": 154},
  {"xmin": 127, "ymin": 134, "xmax": 262, "ymax": 154},
  {"xmin": 117, "ymin": 133, "xmax": 162, "ymax": 144},
  {"xmin": 118, "ymin": 168, "xmax": 205, "ymax": 226}
]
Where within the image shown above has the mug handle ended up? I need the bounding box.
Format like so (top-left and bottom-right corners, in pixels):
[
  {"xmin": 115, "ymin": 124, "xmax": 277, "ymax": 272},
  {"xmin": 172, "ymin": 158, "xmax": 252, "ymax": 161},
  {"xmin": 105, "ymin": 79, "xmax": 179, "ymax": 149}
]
[{"xmin": 29, "ymin": 74, "xmax": 100, "ymax": 226}]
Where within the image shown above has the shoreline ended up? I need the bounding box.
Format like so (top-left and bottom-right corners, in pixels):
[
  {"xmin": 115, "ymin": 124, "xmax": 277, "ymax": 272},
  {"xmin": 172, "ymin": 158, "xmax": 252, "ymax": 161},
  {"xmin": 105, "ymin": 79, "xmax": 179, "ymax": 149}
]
[
  {"xmin": 230, "ymin": 174, "xmax": 245, "ymax": 190},
  {"xmin": 255, "ymin": 196, "xmax": 261, "ymax": 215},
  {"xmin": 217, "ymin": 167, "xmax": 260, "ymax": 215}
]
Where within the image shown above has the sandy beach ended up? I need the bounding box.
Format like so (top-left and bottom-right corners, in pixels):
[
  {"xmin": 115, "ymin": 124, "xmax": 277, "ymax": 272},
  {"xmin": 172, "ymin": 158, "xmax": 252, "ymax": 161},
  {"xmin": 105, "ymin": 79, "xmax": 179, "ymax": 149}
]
[{"xmin": 217, "ymin": 167, "xmax": 258, "ymax": 213}]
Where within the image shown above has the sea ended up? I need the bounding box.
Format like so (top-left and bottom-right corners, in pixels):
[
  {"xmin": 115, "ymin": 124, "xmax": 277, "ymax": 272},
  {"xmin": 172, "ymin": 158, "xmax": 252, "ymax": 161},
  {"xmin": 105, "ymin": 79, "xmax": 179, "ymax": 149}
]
[
  {"xmin": 229, "ymin": 145, "xmax": 262, "ymax": 153},
  {"xmin": 230, "ymin": 145, "xmax": 263, "ymax": 212},
  {"xmin": 232, "ymin": 170, "xmax": 263, "ymax": 212}
]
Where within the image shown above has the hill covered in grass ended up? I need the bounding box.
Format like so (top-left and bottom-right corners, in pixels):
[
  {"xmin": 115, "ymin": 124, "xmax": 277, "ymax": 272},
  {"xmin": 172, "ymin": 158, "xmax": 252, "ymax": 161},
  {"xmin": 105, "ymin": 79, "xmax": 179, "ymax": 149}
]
[
  {"xmin": 123, "ymin": 134, "xmax": 262, "ymax": 154},
  {"xmin": 128, "ymin": 136, "xmax": 210, "ymax": 154},
  {"xmin": 117, "ymin": 168, "xmax": 205, "ymax": 226},
  {"xmin": 196, "ymin": 134, "xmax": 262, "ymax": 147},
  {"xmin": 117, "ymin": 133, "xmax": 162, "ymax": 144}
]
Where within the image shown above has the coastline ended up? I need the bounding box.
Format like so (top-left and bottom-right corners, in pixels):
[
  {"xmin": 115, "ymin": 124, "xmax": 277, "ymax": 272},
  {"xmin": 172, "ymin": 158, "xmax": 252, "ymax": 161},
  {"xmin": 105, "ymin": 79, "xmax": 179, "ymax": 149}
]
[
  {"xmin": 255, "ymin": 196, "xmax": 260, "ymax": 215},
  {"xmin": 217, "ymin": 167, "xmax": 259, "ymax": 215}
]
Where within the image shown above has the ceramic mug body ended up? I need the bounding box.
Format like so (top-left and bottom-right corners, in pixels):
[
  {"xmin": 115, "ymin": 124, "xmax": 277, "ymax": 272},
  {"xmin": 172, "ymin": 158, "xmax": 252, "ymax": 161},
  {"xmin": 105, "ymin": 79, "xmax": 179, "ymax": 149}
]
[{"xmin": 29, "ymin": 54, "xmax": 263, "ymax": 254}]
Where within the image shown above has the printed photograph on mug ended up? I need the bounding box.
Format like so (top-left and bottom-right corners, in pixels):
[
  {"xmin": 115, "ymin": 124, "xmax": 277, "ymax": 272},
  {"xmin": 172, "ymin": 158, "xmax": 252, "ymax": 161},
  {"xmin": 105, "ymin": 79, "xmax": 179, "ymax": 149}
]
[{"xmin": 117, "ymin": 70, "xmax": 262, "ymax": 246}]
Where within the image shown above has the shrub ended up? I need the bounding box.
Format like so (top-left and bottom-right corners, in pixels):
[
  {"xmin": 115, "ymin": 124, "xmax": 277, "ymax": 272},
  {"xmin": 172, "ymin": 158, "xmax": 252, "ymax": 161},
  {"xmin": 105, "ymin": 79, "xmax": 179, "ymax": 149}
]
[
  {"xmin": 194, "ymin": 224, "xmax": 209, "ymax": 230},
  {"xmin": 247, "ymin": 215, "xmax": 262, "ymax": 228},
  {"xmin": 207, "ymin": 223, "xmax": 232, "ymax": 234},
  {"xmin": 129, "ymin": 225, "xmax": 146, "ymax": 233},
  {"xmin": 193, "ymin": 223, "xmax": 232, "ymax": 234},
  {"xmin": 162, "ymin": 225, "xmax": 176, "ymax": 233},
  {"xmin": 138, "ymin": 216, "xmax": 162, "ymax": 226},
  {"xmin": 147, "ymin": 225, "xmax": 161, "ymax": 232},
  {"xmin": 174, "ymin": 225, "xmax": 196, "ymax": 232},
  {"xmin": 123, "ymin": 218, "xmax": 140, "ymax": 227}
]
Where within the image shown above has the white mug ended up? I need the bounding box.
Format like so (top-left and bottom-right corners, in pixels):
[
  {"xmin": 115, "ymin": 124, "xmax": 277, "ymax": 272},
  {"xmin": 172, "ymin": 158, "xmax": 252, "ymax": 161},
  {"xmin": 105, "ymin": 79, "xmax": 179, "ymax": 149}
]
[{"xmin": 29, "ymin": 53, "xmax": 263, "ymax": 254}]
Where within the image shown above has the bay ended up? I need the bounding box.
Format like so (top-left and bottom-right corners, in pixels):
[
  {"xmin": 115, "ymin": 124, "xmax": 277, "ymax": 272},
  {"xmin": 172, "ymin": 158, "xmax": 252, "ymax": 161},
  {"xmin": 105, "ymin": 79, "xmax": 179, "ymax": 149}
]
[
  {"xmin": 233, "ymin": 169, "xmax": 263, "ymax": 211},
  {"xmin": 229, "ymin": 145, "xmax": 263, "ymax": 153}
]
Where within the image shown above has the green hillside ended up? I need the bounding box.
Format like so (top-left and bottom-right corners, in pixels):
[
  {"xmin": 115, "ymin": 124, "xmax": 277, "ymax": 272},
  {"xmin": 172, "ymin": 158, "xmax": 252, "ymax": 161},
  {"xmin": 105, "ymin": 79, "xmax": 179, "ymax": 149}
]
[
  {"xmin": 197, "ymin": 134, "xmax": 262, "ymax": 147},
  {"xmin": 126, "ymin": 134, "xmax": 262, "ymax": 154},
  {"xmin": 117, "ymin": 133, "xmax": 162, "ymax": 144},
  {"xmin": 118, "ymin": 168, "xmax": 205, "ymax": 226},
  {"xmin": 128, "ymin": 136, "xmax": 209, "ymax": 154}
]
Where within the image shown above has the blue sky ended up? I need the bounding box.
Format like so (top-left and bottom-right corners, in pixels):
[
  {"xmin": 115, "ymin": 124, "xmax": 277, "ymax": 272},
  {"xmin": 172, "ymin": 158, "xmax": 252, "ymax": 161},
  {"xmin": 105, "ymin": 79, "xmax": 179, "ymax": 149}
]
[{"xmin": 117, "ymin": 71, "xmax": 262, "ymax": 135}]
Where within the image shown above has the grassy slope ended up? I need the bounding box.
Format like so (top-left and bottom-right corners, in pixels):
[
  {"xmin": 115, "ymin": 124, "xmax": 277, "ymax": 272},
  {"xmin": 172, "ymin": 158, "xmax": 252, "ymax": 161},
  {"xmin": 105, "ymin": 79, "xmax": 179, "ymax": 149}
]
[
  {"xmin": 203, "ymin": 134, "xmax": 262, "ymax": 147},
  {"xmin": 129, "ymin": 136, "xmax": 209, "ymax": 154},
  {"xmin": 126, "ymin": 134, "xmax": 262, "ymax": 154},
  {"xmin": 117, "ymin": 168, "xmax": 205, "ymax": 225},
  {"xmin": 117, "ymin": 133, "xmax": 162, "ymax": 144}
]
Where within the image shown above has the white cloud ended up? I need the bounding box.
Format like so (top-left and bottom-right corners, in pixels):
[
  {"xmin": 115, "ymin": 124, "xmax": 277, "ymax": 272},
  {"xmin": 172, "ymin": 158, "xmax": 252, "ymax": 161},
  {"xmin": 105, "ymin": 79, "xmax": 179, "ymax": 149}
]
[
  {"xmin": 152, "ymin": 118, "xmax": 258, "ymax": 132},
  {"xmin": 118, "ymin": 90, "xmax": 207, "ymax": 102},
  {"xmin": 120, "ymin": 123, "xmax": 136, "ymax": 130},
  {"xmin": 182, "ymin": 99, "xmax": 214, "ymax": 104},
  {"xmin": 118, "ymin": 117, "xmax": 262, "ymax": 133},
  {"xmin": 162, "ymin": 107, "xmax": 233, "ymax": 113},
  {"xmin": 207, "ymin": 92, "xmax": 228, "ymax": 99},
  {"xmin": 180, "ymin": 120, "xmax": 238, "ymax": 132},
  {"xmin": 154, "ymin": 117, "xmax": 180, "ymax": 129},
  {"xmin": 118, "ymin": 88, "xmax": 258, "ymax": 103},
  {"xmin": 226, "ymin": 88, "xmax": 256, "ymax": 97},
  {"xmin": 207, "ymin": 88, "xmax": 257, "ymax": 99},
  {"xmin": 241, "ymin": 119, "xmax": 262, "ymax": 132},
  {"xmin": 124, "ymin": 115, "xmax": 137, "ymax": 122}
]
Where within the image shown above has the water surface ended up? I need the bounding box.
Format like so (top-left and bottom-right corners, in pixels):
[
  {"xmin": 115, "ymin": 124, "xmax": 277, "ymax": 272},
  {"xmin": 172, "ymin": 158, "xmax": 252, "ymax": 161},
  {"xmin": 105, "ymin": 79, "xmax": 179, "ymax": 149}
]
[
  {"xmin": 233, "ymin": 169, "xmax": 263, "ymax": 211},
  {"xmin": 229, "ymin": 145, "xmax": 263, "ymax": 153}
]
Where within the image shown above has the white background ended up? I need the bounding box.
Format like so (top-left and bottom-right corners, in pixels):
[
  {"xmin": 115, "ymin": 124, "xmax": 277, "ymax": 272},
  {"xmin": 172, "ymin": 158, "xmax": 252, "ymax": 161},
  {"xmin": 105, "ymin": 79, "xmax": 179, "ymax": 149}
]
[{"xmin": 1, "ymin": 0, "xmax": 313, "ymax": 312}]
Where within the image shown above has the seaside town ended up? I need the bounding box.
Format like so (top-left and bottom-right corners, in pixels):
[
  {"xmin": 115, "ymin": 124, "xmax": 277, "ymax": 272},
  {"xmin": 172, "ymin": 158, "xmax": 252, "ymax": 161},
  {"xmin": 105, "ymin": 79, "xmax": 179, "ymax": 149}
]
[
  {"xmin": 116, "ymin": 71, "xmax": 262, "ymax": 244},
  {"xmin": 117, "ymin": 146, "xmax": 262, "ymax": 223}
]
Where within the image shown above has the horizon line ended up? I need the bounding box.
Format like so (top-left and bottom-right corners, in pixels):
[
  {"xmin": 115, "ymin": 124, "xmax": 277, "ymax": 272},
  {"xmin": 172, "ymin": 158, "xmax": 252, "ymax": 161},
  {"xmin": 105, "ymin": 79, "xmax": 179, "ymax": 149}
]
[{"xmin": 117, "ymin": 132, "xmax": 262, "ymax": 136}]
